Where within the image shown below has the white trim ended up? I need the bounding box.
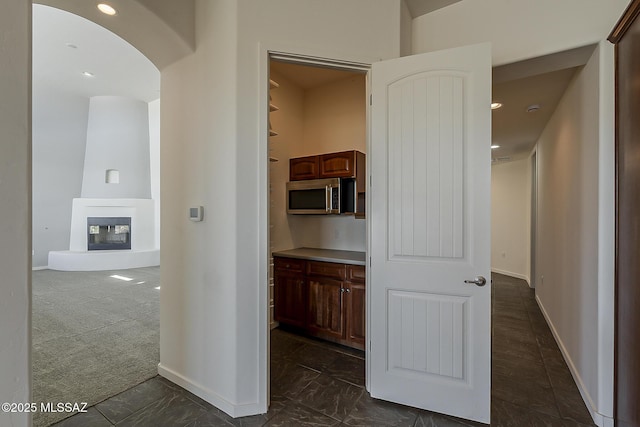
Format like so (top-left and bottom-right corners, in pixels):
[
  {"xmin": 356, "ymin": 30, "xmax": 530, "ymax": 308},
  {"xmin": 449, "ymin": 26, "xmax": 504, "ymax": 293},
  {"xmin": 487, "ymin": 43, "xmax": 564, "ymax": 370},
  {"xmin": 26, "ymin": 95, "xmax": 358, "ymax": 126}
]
[
  {"xmin": 593, "ymin": 412, "xmax": 615, "ymax": 427},
  {"xmin": 535, "ymin": 295, "xmax": 601, "ymax": 426},
  {"xmin": 158, "ymin": 364, "xmax": 263, "ymax": 418},
  {"xmin": 32, "ymin": 265, "xmax": 48, "ymax": 271},
  {"xmin": 596, "ymin": 40, "xmax": 615, "ymax": 421},
  {"xmin": 490, "ymin": 268, "xmax": 530, "ymax": 285},
  {"xmin": 259, "ymin": 44, "xmax": 374, "ymax": 410}
]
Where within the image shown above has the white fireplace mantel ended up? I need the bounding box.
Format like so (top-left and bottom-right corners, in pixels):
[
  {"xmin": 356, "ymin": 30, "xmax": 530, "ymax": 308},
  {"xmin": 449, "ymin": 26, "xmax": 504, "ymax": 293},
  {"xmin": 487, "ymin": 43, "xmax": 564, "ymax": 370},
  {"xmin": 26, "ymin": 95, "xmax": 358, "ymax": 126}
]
[{"xmin": 48, "ymin": 198, "xmax": 160, "ymax": 271}]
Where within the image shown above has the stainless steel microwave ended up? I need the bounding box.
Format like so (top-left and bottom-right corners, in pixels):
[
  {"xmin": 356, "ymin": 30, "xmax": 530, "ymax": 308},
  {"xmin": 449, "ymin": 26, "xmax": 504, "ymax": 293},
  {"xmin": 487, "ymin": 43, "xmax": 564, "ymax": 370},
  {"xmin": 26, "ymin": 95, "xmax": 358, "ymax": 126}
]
[{"xmin": 286, "ymin": 178, "xmax": 355, "ymax": 215}]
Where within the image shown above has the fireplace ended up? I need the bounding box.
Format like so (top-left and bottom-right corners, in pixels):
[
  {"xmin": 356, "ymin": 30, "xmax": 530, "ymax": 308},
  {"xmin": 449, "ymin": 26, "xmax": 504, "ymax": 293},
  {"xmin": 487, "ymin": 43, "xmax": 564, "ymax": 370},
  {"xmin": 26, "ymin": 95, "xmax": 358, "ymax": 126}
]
[{"xmin": 87, "ymin": 217, "xmax": 131, "ymax": 251}]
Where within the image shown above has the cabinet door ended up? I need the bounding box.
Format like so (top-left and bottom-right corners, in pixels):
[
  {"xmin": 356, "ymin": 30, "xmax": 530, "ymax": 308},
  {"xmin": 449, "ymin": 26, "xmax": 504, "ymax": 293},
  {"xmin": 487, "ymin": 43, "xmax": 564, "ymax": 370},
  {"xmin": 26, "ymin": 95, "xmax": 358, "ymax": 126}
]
[
  {"xmin": 307, "ymin": 276, "xmax": 344, "ymax": 340},
  {"xmin": 290, "ymin": 156, "xmax": 319, "ymax": 181},
  {"xmin": 346, "ymin": 265, "xmax": 366, "ymax": 350},
  {"xmin": 274, "ymin": 271, "xmax": 307, "ymax": 328},
  {"xmin": 346, "ymin": 282, "xmax": 366, "ymax": 350},
  {"xmin": 319, "ymin": 151, "xmax": 356, "ymax": 178}
]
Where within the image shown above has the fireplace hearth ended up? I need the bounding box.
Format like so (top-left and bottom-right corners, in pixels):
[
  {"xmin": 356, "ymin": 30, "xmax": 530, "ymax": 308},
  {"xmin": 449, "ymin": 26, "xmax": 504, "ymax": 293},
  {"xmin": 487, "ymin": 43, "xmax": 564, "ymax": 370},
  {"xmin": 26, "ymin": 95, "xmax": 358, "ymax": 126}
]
[{"xmin": 87, "ymin": 217, "xmax": 131, "ymax": 251}]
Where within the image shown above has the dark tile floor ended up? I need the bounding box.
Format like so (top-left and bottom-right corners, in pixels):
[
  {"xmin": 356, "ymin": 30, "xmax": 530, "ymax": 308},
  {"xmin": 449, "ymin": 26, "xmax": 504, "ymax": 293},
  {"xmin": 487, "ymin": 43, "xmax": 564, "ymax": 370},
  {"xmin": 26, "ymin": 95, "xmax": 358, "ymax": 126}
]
[{"xmin": 52, "ymin": 273, "xmax": 594, "ymax": 427}]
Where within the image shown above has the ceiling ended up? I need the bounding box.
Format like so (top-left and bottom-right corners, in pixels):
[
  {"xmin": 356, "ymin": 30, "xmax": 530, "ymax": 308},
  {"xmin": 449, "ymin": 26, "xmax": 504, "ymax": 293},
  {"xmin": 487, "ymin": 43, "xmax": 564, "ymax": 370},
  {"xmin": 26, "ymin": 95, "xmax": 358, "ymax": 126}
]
[
  {"xmin": 271, "ymin": 61, "xmax": 359, "ymax": 90},
  {"xmin": 33, "ymin": 4, "xmax": 160, "ymax": 103},
  {"xmin": 404, "ymin": 0, "xmax": 462, "ymax": 17}
]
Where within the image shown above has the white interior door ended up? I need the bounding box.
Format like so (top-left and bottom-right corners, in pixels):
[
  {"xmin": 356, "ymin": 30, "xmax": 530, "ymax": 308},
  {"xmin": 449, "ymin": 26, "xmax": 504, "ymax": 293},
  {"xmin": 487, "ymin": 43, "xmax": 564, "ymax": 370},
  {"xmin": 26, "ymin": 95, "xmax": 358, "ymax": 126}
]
[{"xmin": 369, "ymin": 43, "xmax": 492, "ymax": 424}]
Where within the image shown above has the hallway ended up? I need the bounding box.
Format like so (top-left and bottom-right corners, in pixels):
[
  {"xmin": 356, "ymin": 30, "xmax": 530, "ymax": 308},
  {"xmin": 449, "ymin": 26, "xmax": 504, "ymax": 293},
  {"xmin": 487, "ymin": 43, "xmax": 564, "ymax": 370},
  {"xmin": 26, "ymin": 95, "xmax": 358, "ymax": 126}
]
[{"xmin": 53, "ymin": 273, "xmax": 594, "ymax": 426}]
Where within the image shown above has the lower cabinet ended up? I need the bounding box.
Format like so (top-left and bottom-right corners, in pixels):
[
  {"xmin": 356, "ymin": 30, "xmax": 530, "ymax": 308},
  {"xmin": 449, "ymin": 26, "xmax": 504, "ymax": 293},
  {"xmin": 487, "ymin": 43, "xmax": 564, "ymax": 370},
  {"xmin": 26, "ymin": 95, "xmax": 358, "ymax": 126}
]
[
  {"xmin": 345, "ymin": 265, "xmax": 366, "ymax": 349},
  {"xmin": 307, "ymin": 276, "xmax": 344, "ymax": 340},
  {"xmin": 274, "ymin": 256, "xmax": 365, "ymax": 350},
  {"xmin": 273, "ymin": 258, "xmax": 307, "ymax": 328}
]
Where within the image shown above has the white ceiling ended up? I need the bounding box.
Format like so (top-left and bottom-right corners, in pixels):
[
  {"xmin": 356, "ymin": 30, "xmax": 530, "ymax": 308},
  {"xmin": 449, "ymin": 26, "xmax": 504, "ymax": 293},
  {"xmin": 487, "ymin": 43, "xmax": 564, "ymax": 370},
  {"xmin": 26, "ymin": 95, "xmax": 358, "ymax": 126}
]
[
  {"xmin": 33, "ymin": 4, "xmax": 160, "ymax": 103},
  {"xmin": 404, "ymin": 0, "xmax": 462, "ymax": 17},
  {"xmin": 491, "ymin": 68, "xmax": 578, "ymax": 161},
  {"xmin": 271, "ymin": 61, "xmax": 359, "ymax": 90}
]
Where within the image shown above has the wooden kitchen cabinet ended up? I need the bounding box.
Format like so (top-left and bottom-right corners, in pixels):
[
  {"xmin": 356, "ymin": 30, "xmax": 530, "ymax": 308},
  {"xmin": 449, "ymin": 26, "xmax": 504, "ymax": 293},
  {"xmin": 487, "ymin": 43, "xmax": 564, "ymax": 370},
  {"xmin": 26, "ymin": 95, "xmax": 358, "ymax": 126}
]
[
  {"xmin": 345, "ymin": 265, "xmax": 366, "ymax": 349},
  {"xmin": 307, "ymin": 261, "xmax": 346, "ymax": 341},
  {"xmin": 289, "ymin": 155, "xmax": 320, "ymax": 181},
  {"xmin": 273, "ymin": 255, "xmax": 365, "ymax": 350},
  {"xmin": 289, "ymin": 150, "xmax": 364, "ymax": 181},
  {"xmin": 319, "ymin": 151, "xmax": 359, "ymax": 179},
  {"xmin": 273, "ymin": 258, "xmax": 307, "ymax": 328},
  {"xmin": 307, "ymin": 276, "xmax": 344, "ymax": 340}
]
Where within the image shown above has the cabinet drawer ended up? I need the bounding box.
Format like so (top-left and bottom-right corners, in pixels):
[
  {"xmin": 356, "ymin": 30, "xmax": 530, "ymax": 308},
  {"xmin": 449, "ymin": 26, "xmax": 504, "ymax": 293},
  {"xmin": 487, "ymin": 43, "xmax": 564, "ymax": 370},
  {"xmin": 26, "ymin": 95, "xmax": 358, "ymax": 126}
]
[
  {"xmin": 347, "ymin": 265, "xmax": 365, "ymax": 283},
  {"xmin": 274, "ymin": 257, "xmax": 305, "ymax": 272},
  {"xmin": 307, "ymin": 261, "xmax": 345, "ymax": 279}
]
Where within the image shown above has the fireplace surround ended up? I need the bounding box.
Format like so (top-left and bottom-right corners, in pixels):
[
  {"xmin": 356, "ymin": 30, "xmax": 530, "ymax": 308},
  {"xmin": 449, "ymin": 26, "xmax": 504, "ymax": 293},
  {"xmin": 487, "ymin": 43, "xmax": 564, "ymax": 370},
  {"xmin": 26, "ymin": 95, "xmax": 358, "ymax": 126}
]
[
  {"xmin": 48, "ymin": 198, "xmax": 159, "ymax": 271},
  {"xmin": 87, "ymin": 217, "xmax": 132, "ymax": 251}
]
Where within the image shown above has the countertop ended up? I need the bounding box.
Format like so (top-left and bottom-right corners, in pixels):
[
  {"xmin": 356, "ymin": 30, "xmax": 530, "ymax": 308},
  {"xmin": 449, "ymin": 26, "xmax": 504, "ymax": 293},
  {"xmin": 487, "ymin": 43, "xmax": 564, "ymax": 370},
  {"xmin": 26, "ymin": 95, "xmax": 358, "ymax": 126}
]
[{"xmin": 272, "ymin": 247, "xmax": 366, "ymax": 266}]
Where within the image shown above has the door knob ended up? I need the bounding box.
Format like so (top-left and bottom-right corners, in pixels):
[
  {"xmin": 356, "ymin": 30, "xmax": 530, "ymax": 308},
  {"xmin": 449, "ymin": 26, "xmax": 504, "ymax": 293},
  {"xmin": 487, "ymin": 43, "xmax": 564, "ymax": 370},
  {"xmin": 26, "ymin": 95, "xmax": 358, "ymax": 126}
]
[{"xmin": 464, "ymin": 276, "xmax": 487, "ymax": 287}]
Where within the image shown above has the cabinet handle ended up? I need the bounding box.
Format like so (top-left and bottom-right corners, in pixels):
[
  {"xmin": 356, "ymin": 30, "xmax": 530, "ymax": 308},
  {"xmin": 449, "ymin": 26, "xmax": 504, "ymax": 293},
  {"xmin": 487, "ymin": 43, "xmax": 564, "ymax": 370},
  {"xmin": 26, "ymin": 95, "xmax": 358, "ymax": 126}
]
[
  {"xmin": 340, "ymin": 288, "xmax": 346, "ymax": 293},
  {"xmin": 345, "ymin": 288, "xmax": 351, "ymax": 293}
]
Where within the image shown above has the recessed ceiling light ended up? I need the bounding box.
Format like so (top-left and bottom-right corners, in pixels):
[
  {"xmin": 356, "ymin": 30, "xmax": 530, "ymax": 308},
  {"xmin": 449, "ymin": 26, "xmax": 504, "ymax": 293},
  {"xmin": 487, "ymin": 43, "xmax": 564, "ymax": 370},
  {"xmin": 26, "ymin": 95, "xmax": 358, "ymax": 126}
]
[
  {"xmin": 491, "ymin": 102, "xmax": 502, "ymax": 110},
  {"xmin": 526, "ymin": 104, "xmax": 541, "ymax": 113},
  {"xmin": 97, "ymin": 3, "xmax": 117, "ymax": 16},
  {"xmin": 65, "ymin": 43, "xmax": 78, "ymax": 49},
  {"xmin": 491, "ymin": 145, "xmax": 500, "ymax": 149},
  {"xmin": 82, "ymin": 71, "xmax": 95, "ymax": 77}
]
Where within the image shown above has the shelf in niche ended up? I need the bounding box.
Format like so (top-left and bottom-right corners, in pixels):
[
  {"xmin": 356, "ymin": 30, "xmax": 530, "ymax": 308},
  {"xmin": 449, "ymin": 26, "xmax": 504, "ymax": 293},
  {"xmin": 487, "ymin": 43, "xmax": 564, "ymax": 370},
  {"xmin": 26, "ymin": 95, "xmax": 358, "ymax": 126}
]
[
  {"xmin": 269, "ymin": 157, "xmax": 279, "ymax": 162},
  {"xmin": 269, "ymin": 130, "xmax": 279, "ymax": 137},
  {"xmin": 269, "ymin": 103, "xmax": 279, "ymax": 112},
  {"xmin": 270, "ymin": 79, "xmax": 280, "ymax": 89}
]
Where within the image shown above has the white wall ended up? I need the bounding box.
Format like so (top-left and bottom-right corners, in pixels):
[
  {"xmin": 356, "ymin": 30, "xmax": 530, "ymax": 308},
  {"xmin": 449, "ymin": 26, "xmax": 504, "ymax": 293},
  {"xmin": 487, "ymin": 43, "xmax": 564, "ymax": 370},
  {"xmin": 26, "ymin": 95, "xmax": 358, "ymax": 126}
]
[
  {"xmin": 149, "ymin": 99, "xmax": 161, "ymax": 246},
  {"xmin": 268, "ymin": 69, "xmax": 303, "ymax": 253},
  {"xmin": 160, "ymin": 0, "xmax": 401, "ymax": 416},
  {"xmin": 491, "ymin": 157, "xmax": 530, "ymax": 282},
  {"xmin": 32, "ymin": 90, "xmax": 89, "ymax": 267},
  {"xmin": 0, "ymin": 0, "xmax": 31, "ymax": 426},
  {"xmin": 301, "ymin": 75, "xmax": 366, "ymax": 156},
  {"xmin": 81, "ymin": 96, "xmax": 152, "ymax": 199},
  {"xmin": 535, "ymin": 42, "xmax": 615, "ymax": 425},
  {"xmin": 412, "ymin": 0, "xmax": 628, "ymax": 65}
]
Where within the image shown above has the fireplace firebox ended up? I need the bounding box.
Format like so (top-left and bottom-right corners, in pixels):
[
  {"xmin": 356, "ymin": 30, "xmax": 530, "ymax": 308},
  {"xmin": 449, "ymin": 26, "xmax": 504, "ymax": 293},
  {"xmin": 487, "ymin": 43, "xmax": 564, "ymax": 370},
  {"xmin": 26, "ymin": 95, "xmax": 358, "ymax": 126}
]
[{"xmin": 87, "ymin": 217, "xmax": 131, "ymax": 251}]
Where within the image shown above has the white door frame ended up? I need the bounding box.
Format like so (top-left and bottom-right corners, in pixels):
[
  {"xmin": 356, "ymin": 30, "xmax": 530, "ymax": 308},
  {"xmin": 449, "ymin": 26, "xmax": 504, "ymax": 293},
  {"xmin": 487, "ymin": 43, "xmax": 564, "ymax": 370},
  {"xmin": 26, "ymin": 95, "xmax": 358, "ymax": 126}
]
[{"xmin": 258, "ymin": 44, "xmax": 375, "ymax": 409}]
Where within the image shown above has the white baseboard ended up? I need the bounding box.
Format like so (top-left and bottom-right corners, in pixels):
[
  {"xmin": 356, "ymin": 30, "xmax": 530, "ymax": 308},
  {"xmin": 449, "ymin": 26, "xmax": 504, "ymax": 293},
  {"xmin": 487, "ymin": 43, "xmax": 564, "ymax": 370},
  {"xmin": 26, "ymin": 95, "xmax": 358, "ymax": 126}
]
[
  {"xmin": 592, "ymin": 411, "xmax": 615, "ymax": 427},
  {"xmin": 157, "ymin": 363, "xmax": 266, "ymax": 418},
  {"xmin": 32, "ymin": 265, "xmax": 48, "ymax": 271},
  {"xmin": 534, "ymin": 296, "xmax": 607, "ymax": 427},
  {"xmin": 491, "ymin": 268, "xmax": 530, "ymax": 285}
]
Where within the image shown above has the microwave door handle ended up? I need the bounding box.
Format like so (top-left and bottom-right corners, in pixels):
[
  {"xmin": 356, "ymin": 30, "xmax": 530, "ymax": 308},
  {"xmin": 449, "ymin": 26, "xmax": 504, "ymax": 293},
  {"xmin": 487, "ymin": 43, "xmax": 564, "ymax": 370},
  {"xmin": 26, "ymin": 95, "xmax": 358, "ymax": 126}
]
[{"xmin": 326, "ymin": 185, "xmax": 331, "ymax": 213}]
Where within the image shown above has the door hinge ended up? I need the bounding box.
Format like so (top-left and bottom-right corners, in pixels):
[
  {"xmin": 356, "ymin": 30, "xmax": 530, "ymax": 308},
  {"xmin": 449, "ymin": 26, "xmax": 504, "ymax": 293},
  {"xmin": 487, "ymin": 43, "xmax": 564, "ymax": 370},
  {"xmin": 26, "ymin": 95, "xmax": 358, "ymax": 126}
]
[
  {"xmin": 369, "ymin": 256, "xmax": 372, "ymax": 267},
  {"xmin": 369, "ymin": 94, "xmax": 372, "ymax": 105}
]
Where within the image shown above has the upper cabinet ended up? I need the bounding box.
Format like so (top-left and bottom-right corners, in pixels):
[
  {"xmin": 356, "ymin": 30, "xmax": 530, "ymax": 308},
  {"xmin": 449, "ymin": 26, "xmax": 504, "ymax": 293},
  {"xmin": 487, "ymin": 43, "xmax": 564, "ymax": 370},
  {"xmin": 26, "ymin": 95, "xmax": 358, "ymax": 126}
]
[
  {"xmin": 319, "ymin": 151, "xmax": 361, "ymax": 179},
  {"xmin": 290, "ymin": 150, "xmax": 365, "ymax": 181},
  {"xmin": 289, "ymin": 155, "xmax": 320, "ymax": 181}
]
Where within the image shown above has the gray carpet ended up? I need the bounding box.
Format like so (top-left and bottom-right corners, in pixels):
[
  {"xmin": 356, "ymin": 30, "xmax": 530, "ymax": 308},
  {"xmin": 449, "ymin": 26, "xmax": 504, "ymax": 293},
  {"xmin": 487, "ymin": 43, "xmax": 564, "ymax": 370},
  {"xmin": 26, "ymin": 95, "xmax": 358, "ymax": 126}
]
[{"xmin": 32, "ymin": 267, "xmax": 160, "ymax": 427}]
